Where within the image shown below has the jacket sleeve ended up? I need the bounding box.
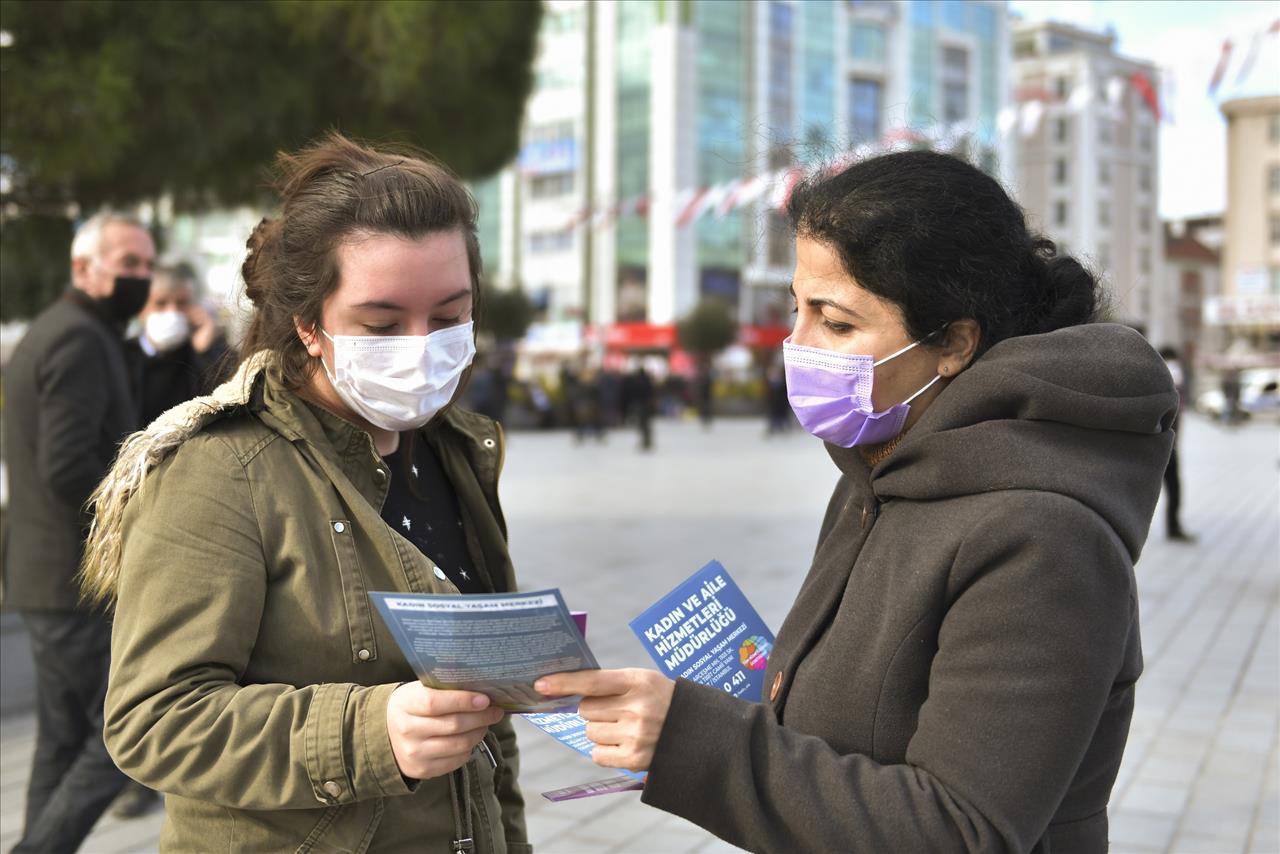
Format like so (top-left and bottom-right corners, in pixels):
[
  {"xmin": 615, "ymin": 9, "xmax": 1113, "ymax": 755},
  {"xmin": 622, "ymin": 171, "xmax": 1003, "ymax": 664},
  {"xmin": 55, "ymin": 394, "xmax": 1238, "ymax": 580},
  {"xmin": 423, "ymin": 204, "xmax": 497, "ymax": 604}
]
[
  {"xmin": 641, "ymin": 495, "xmax": 1137, "ymax": 853},
  {"xmin": 489, "ymin": 716, "xmax": 532, "ymax": 853},
  {"xmin": 36, "ymin": 326, "xmax": 120, "ymax": 509},
  {"xmin": 104, "ymin": 434, "xmax": 413, "ymax": 810}
]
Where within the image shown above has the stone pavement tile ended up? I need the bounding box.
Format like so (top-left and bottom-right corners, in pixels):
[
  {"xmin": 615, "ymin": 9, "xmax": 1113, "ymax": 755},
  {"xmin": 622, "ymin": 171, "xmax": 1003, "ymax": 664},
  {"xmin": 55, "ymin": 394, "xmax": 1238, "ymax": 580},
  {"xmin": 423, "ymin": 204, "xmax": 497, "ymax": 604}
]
[
  {"xmin": 1172, "ymin": 833, "xmax": 1252, "ymax": 853},
  {"xmin": 1190, "ymin": 775, "xmax": 1270, "ymax": 812},
  {"xmin": 1178, "ymin": 799, "xmax": 1258, "ymax": 839},
  {"xmin": 1132, "ymin": 753, "xmax": 1202, "ymax": 788},
  {"xmin": 1, "ymin": 755, "xmax": 30, "ymax": 792},
  {"xmin": 606, "ymin": 810, "xmax": 712, "ymax": 853},
  {"xmin": 1199, "ymin": 747, "xmax": 1270, "ymax": 784},
  {"xmin": 575, "ymin": 804, "xmax": 667, "ymax": 849},
  {"xmin": 529, "ymin": 790, "xmax": 644, "ymax": 850},
  {"xmin": 692, "ymin": 835, "xmax": 749, "ymax": 853},
  {"xmin": 1245, "ymin": 748, "xmax": 1279, "ymax": 854},
  {"xmin": 1109, "ymin": 809, "xmax": 1179, "ymax": 851},
  {"xmin": 1249, "ymin": 800, "xmax": 1278, "ymax": 854},
  {"xmin": 1119, "ymin": 781, "xmax": 1190, "ymax": 816},
  {"xmin": 1164, "ymin": 711, "xmax": 1222, "ymax": 738},
  {"xmin": 616, "ymin": 827, "xmax": 725, "ymax": 854},
  {"xmin": 538, "ymin": 830, "xmax": 623, "ymax": 853}
]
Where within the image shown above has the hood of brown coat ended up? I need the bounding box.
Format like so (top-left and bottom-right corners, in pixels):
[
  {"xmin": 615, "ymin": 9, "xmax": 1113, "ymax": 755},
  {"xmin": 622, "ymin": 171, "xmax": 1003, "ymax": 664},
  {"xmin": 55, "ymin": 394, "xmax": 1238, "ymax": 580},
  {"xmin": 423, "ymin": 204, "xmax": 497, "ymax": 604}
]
[{"xmin": 844, "ymin": 323, "xmax": 1177, "ymax": 561}]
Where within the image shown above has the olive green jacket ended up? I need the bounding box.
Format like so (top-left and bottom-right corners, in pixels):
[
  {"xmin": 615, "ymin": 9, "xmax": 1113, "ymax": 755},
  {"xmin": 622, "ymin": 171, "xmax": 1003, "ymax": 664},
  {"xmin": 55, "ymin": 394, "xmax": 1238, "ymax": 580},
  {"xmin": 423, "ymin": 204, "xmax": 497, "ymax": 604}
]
[{"xmin": 98, "ymin": 358, "xmax": 530, "ymax": 853}]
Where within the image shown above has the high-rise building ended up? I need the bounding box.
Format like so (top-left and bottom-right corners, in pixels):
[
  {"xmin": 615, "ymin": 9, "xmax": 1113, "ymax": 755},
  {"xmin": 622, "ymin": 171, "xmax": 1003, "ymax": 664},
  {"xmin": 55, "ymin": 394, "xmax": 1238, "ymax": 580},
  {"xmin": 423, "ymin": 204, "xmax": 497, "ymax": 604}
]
[
  {"xmin": 1221, "ymin": 95, "xmax": 1280, "ymax": 298},
  {"xmin": 1161, "ymin": 220, "xmax": 1220, "ymax": 384},
  {"xmin": 475, "ymin": 0, "xmax": 1012, "ymax": 357},
  {"xmin": 1011, "ymin": 20, "xmax": 1162, "ymax": 337}
]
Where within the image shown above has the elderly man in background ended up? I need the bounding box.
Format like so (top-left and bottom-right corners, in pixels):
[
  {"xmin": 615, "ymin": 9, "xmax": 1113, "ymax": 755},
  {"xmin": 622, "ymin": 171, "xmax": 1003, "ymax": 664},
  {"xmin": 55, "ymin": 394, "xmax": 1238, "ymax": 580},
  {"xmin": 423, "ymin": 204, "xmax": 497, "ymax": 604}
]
[
  {"xmin": 124, "ymin": 262, "xmax": 233, "ymax": 427},
  {"xmin": 2, "ymin": 212, "xmax": 153, "ymax": 852}
]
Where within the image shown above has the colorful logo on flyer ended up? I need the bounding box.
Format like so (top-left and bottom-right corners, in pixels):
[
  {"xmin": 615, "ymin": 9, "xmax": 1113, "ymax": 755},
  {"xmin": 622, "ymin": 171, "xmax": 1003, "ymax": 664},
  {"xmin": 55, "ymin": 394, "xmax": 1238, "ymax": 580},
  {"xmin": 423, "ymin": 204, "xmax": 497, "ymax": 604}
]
[{"xmin": 738, "ymin": 635, "xmax": 771, "ymax": 671}]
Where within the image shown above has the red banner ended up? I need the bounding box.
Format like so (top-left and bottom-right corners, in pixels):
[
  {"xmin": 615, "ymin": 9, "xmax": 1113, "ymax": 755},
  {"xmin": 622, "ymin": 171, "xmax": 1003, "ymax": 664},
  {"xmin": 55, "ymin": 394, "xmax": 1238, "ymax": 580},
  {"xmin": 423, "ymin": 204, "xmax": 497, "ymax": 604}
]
[{"xmin": 1130, "ymin": 71, "xmax": 1161, "ymax": 122}]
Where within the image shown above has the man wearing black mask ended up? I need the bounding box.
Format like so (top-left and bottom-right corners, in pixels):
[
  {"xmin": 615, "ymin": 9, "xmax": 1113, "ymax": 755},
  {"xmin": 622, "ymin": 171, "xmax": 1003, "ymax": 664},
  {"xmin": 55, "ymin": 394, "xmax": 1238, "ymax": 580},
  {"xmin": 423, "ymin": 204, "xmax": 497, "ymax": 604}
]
[{"xmin": 2, "ymin": 211, "xmax": 153, "ymax": 852}]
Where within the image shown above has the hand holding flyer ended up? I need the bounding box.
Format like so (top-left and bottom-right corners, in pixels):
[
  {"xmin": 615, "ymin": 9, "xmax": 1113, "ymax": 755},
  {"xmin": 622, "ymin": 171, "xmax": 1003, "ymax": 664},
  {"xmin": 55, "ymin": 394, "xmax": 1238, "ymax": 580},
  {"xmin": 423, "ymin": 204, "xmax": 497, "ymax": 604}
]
[
  {"xmin": 369, "ymin": 589, "xmax": 598, "ymax": 713},
  {"xmin": 537, "ymin": 560, "xmax": 776, "ymax": 801}
]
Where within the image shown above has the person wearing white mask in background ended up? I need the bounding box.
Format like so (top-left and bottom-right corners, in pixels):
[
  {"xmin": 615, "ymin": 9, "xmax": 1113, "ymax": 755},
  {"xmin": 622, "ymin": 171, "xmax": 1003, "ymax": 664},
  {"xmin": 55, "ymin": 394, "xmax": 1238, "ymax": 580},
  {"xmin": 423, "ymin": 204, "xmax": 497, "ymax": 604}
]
[
  {"xmin": 80, "ymin": 134, "xmax": 531, "ymax": 854},
  {"xmin": 123, "ymin": 264, "xmax": 234, "ymax": 429}
]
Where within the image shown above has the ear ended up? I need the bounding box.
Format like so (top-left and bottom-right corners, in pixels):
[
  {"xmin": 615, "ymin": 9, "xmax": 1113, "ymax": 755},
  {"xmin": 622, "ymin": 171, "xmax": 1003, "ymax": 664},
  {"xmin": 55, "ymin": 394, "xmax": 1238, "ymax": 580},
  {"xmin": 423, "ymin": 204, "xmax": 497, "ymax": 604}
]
[
  {"xmin": 70, "ymin": 256, "xmax": 92, "ymax": 290},
  {"xmin": 295, "ymin": 316, "xmax": 324, "ymax": 359},
  {"xmin": 937, "ymin": 319, "xmax": 980, "ymax": 377}
]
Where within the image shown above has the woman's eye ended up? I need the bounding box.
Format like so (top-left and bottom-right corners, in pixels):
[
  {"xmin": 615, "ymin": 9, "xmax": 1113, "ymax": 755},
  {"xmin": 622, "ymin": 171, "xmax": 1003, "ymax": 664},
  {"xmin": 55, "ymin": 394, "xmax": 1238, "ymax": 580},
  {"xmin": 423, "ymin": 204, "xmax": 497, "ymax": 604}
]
[
  {"xmin": 433, "ymin": 315, "xmax": 464, "ymax": 326},
  {"xmin": 822, "ymin": 318, "xmax": 853, "ymax": 334},
  {"xmin": 362, "ymin": 324, "xmax": 396, "ymax": 334}
]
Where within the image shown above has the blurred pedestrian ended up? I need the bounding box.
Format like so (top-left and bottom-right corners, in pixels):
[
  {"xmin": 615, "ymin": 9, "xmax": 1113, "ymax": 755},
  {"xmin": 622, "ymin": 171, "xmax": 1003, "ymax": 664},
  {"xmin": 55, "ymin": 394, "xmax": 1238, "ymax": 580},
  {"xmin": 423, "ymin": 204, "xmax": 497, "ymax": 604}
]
[
  {"xmin": 693, "ymin": 366, "xmax": 714, "ymax": 428},
  {"xmin": 467, "ymin": 355, "xmax": 509, "ymax": 424},
  {"xmin": 1221, "ymin": 367, "xmax": 1243, "ymax": 424},
  {"xmin": 623, "ymin": 361, "xmax": 656, "ymax": 451},
  {"xmin": 764, "ymin": 362, "xmax": 790, "ymax": 435},
  {"xmin": 559, "ymin": 361, "xmax": 580, "ymax": 432},
  {"xmin": 572, "ymin": 366, "xmax": 606, "ymax": 443},
  {"xmin": 124, "ymin": 264, "xmax": 233, "ymax": 428},
  {"xmin": 1, "ymin": 212, "xmax": 154, "ymax": 851},
  {"xmin": 80, "ymin": 134, "xmax": 530, "ymax": 853},
  {"xmin": 1159, "ymin": 347, "xmax": 1195, "ymax": 542},
  {"xmin": 541, "ymin": 150, "xmax": 1176, "ymax": 852},
  {"xmin": 600, "ymin": 368, "xmax": 624, "ymax": 427}
]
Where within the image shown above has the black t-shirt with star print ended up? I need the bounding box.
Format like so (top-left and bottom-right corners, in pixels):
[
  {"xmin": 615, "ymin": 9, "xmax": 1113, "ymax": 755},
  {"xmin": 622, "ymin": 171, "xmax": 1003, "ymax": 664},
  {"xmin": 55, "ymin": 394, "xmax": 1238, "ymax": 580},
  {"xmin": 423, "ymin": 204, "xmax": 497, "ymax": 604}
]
[{"xmin": 379, "ymin": 435, "xmax": 485, "ymax": 595}]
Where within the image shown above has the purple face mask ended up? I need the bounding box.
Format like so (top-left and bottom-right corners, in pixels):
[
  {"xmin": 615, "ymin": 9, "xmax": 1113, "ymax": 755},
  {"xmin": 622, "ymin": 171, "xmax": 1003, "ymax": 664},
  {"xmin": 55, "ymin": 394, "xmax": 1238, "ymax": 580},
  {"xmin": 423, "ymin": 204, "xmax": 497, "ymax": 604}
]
[{"xmin": 783, "ymin": 336, "xmax": 943, "ymax": 447}]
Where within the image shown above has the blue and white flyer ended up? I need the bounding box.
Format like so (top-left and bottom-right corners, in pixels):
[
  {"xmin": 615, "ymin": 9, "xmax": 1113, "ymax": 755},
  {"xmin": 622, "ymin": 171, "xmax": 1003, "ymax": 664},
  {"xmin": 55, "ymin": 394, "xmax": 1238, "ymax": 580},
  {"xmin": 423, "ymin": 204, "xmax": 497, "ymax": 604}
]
[
  {"xmin": 628, "ymin": 560, "xmax": 775, "ymax": 703},
  {"xmin": 369, "ymin": 589, "xmax": 598, "ymax": 713}
]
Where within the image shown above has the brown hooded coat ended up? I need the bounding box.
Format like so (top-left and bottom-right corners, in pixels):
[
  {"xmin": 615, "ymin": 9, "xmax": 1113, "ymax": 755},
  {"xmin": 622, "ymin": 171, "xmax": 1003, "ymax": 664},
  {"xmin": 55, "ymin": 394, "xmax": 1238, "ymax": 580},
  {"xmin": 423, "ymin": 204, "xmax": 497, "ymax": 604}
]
[{"xmin": 642, "ymin": 324, "xmax": 1177, "ymax": 853}]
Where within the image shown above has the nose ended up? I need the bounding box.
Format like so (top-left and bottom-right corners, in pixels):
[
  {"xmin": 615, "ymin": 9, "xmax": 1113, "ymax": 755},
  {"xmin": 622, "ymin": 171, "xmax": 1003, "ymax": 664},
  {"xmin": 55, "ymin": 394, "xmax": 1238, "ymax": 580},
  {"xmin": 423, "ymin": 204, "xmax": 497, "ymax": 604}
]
[{"xmin": 788, "ymin": 313, "xmax": 816, "ymax": 349}]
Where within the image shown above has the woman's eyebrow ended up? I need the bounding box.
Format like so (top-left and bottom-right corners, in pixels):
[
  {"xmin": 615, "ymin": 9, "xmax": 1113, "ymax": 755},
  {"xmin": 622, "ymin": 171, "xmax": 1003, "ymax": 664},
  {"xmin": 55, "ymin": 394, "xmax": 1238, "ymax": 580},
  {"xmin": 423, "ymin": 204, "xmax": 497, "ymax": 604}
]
[
  {"xmin": 351, "ymin": 299, "xmax": 403, "ymax": 310},
  {"xmin": 809, "ymin": 297, "xmax": 861, "ymax": 318},
  {"xmin": 435, "ymin": 288, "xmax": 472, "ymax": 307},
  {"xmin": 790, "ymin": 284, "xmax": 861, "ymax": 319}
]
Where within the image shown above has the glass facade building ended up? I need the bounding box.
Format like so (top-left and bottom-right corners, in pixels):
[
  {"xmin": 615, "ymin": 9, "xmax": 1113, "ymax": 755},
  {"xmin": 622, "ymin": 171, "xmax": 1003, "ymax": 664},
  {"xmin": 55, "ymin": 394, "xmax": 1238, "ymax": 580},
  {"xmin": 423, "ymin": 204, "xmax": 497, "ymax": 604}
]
[{"xmin": 477, "ymin": 0, "xmax": 1012, "ymax": 330}]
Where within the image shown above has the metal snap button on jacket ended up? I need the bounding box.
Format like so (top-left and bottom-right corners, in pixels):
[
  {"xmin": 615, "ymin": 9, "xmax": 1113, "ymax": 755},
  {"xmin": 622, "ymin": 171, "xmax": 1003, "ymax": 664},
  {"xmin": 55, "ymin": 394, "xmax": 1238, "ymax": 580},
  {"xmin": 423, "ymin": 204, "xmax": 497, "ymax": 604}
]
[
  {"xmin": 356, "ymin": 648, "xmax": 371, "ymax": 661},
  {"xmin": 322, "ymin": 780, "xmax": 342, "ymax": 799},
  {"xmin": 332, "ymin": 522, "xmax": 345, "ymax": 534}
]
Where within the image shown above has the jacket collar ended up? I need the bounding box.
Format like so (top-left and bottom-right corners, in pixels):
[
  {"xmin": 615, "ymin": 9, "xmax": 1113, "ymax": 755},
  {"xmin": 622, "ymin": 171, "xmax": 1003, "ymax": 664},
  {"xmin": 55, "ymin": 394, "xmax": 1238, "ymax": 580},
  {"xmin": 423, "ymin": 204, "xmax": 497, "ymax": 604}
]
[
  {"xmin": 248, "ymin": 365, "xmax": 502, "ymax": 504},
  {"xmin": 64, "ymin": 286, "xmax": 127, "ymax": 335}
]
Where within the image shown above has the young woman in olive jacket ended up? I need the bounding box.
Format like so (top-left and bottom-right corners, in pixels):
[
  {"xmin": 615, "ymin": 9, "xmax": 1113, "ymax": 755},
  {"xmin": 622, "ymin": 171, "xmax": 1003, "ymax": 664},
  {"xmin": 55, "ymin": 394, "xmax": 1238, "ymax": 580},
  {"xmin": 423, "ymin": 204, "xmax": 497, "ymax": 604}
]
[
  {"xmin": 83, "ymin": 134, "xmax": 531, "ymax": 854},
  {"xmin": 540, "ymin": 151, "xmax": 1177, "ymax": 853}
]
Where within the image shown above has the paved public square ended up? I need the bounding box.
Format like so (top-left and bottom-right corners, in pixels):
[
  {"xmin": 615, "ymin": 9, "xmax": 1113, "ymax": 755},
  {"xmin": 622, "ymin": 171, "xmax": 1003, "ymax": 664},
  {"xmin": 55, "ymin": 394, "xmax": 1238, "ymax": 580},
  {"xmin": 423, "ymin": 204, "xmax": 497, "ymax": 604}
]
[{"xmin": 1, "ymin": 411, "xmax": 1276, "ymax": 853}]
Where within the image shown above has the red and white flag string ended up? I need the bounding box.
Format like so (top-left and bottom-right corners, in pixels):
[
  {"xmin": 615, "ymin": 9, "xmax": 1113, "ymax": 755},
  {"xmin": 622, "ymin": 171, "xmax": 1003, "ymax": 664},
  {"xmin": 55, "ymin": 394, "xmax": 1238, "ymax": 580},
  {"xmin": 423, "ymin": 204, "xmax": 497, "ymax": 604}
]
[{"xmin": 554, "ymin": 121, "xmax": 983, "ymax": 235}]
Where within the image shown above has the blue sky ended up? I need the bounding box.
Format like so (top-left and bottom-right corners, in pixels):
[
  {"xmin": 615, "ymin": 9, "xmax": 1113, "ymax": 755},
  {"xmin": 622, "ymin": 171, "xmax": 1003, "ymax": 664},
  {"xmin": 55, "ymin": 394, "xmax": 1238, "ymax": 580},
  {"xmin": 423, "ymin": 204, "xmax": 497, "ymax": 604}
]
[{"xmin": 1010, "ymin": 0, "xmax": 1280, "ymax": 219}]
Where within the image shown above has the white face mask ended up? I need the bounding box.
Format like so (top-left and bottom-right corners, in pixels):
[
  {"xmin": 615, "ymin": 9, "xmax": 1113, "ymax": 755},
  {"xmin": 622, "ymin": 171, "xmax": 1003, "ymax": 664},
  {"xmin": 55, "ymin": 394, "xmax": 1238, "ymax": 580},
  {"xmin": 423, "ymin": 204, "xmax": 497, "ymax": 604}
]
[
  {"xmin": 144, "ymin": 310, "xmax": 191, "ymax": 353},
  {"xmin": 320, "ymin": 320, "xmax": 476, "ymax": 432}
]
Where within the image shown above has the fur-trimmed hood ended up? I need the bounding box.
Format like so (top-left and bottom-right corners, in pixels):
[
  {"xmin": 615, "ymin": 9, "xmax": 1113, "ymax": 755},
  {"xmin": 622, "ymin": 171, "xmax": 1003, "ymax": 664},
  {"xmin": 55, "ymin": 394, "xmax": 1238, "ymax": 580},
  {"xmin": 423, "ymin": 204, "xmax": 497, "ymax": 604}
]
[{"xmin": 80, "ymin": 352, "xmax": 270, "ymax": 606}]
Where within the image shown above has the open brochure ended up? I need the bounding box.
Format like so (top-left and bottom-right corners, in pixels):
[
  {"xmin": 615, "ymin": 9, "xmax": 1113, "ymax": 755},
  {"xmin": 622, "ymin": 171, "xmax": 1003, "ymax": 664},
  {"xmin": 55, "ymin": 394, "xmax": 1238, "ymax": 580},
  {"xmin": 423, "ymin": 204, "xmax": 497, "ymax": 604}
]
[
  {"xmin": 369, "ymin": 589, "xmax": 597, "ymax": 713},
  {"xmin": 370, "ymin": 561, "xmax": 774, "ymax": 801}
]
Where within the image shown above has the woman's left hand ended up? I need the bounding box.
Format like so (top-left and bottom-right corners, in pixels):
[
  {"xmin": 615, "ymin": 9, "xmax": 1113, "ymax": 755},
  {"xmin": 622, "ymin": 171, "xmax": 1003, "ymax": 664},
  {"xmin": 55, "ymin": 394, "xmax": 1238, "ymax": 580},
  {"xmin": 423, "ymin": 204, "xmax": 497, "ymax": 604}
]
[{"xmin": 536, "ymin": 669, "xmax": 675, "ymax": 773}]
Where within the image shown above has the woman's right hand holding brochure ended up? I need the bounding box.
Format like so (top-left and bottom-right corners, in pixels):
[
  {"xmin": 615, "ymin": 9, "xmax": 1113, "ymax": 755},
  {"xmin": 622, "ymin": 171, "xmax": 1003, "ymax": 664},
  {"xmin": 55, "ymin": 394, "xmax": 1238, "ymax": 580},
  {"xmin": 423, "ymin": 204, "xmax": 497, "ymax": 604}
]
[{"xmin": 386, "ymin": 682, "xmax": 505, "ymax": 780}]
